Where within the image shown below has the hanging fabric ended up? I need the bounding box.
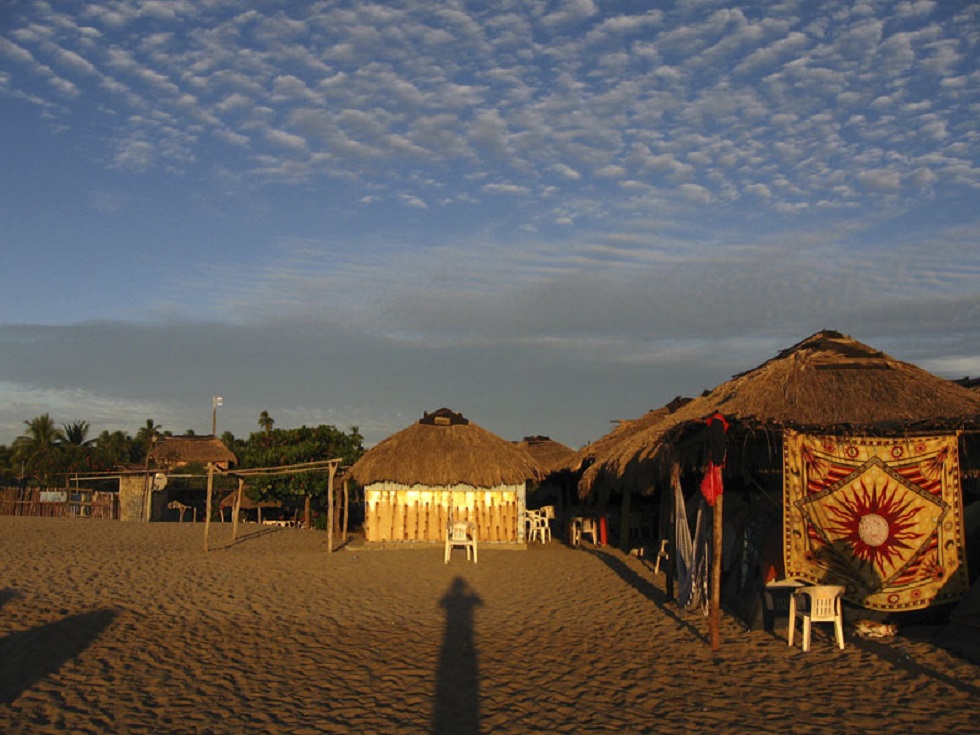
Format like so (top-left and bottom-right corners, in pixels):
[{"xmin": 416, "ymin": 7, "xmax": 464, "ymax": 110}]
[{"xmin": 699, "ymin": 412, "xmax": 729, "ymax": 506}]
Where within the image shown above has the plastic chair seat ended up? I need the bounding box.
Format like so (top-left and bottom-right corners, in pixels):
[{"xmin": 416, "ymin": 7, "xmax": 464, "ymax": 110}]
[{"xmin": 788, "ymin": 584, "xmax": 845, "ymax": 652}]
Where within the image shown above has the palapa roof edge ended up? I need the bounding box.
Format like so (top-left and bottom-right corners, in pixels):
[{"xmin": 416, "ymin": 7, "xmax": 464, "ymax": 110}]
[
  {"xmin": 579, "ymin": 329, "xmax": 980, "ymax": 497},
  {"xmin": 514, "ymin": 435, "xmax": 578, "ymax": 474},
  {"xmin": 148, "ymin": 435, "xmax": 238, "ymax": 467},
  {"xmin": 350, "ymin": 409, "xmax": 544, "ymax": 488}
]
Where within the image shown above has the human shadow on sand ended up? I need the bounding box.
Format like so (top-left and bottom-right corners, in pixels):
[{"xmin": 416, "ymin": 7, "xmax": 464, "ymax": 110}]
[
  {"xmin": 585, "ymin": 548, "xmax": 707, "ymax": 644},
  {"xmin": 433, "ymin": 576, "xmax": 482, "ymax": 735},
  {"xmin": 0, "ymin": 608, "xmax": 118, "ymax": 705},
  {"xmin": 0, "ymin": 588, "xmax": 21, "ymax": 611}
]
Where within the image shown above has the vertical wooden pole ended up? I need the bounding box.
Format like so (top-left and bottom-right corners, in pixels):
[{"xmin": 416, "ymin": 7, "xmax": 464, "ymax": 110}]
[
  {"xmin": 232, "ymin": 477, "xmax": 244, "ymax": 540},
  {"xmin": 342, "ymin": 477, "xmax": 349, "ymax": 543},
  {"xmin": 710, "ymin": 493, "xmax": 724, "ymax": 652},
  {"xmin": 327, "ymin": 462, "xmax": 336, "ymax": 553},
  {"xmin": 619, "ymin": 483, "xmax": 632, "ymax": 551},
  {"xmin": 204, "ymin": 462, "xmax": 214, "ymax": 553}
]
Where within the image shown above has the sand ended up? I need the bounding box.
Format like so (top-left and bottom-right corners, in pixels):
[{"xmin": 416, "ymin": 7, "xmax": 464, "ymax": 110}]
[{"xmin": 1, "ymin": 517, "xmax": 978, "ymax": 735}]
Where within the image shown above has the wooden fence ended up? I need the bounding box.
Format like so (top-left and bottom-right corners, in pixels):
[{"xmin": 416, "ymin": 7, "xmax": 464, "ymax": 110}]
[
  {"xmin": 0, "ymin": 487, "xmax": 119, "ymax": 520},
  {"xmin": 364, "ymin": 487, "xmax": 520, "ymax": 543}
]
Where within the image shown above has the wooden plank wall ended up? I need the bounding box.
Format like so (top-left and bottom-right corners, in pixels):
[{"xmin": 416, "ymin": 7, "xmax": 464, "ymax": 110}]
[{"xmin": 365, "ymin": 485, "xmax": 520, "ymax": 543}]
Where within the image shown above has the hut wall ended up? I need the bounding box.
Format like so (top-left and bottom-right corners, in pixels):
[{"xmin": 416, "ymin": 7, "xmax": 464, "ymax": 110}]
[
  {"xmin": 119, "ymin": 476, "xmax": 147, "ymax": 522},
  {"xmin": 364, "ymin": 482, "xmax": 524, "ymax": 543}
]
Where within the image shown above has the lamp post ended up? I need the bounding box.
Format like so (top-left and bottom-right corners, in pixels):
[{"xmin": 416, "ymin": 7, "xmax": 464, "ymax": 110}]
[{"xmin": 211, "ymin": 395, "xmax": 223, "ymax": 436}]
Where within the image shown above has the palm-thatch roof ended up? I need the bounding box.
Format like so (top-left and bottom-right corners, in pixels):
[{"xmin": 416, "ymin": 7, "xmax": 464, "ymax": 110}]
[
  {"xmin": 514, "ymin": 435, "xmax": 578, "ymax": 474},
  {"xmin": 350, "ymin": 408, "xmax": 543, "ymax": 488},
  {"xmin": 148, "ymin": 436, "xmax": 237, "ymax": 468},
  {"xmin": 219, "ymin": 490, "xmax": 281, "ymax": 510},
  {"xmin": 580, "ymin": 330, "xmax": 980, "ymax": 496}
]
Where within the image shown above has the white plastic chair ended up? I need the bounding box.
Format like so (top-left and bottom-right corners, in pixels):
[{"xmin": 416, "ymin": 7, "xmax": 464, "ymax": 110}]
[
  {"xmin": 524, "ymin": 509, "xmax": 551, "ymax": 543},
  {"xmin": 445, "ymin": 521, "xmax": 478, "ymax": 564},
  {"xmin": 788, "ymin": 585, "xmax": 846, "ymax": 652}
]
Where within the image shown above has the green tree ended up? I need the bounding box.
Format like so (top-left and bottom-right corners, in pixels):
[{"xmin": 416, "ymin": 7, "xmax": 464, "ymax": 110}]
[
  {"xmin": 135, "ymin": 419, "xmax": 162, "ymax": 459},
  {"xmin": 258, "ymin": 410, "xmax": 275, "ymax": 434},
  {"xmin": 13, "ymin": 413, "xmax": 65, "ymax": 483},
  {"xmin": 237, "ymin": 424, "xmax": 365, "ymax": 525},
  {"xmin": 62, "ymin": 420, "xmax": 94, "ymax": 447},
  {"xmin": 95, "ymin": 429, "xmax": 134, "ymax": 468}
]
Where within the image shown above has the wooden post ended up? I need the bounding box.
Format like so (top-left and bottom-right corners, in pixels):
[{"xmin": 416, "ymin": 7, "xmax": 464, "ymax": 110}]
[
  {"xmin": 710, "ymin": 493, "xmax": 723, "ymax": 652},
  {"xmin": 342, "ymin": 477, "xmax": 349, "ymax": 543},
  {"xmin": 232, "ymin": 477, "xmax": 244, "ymax": 540},
  {"xmin": 619, "ymin": 483, "xmax": 632, "ymax": 551},
  {"xmin": 667, "ymin": 462, "xmax": 680, "ymax": 602},
  {"xmin": 327, "ymin": 462, "xmax": 337, "ymax": 553},
  {"xmin": 204, "ymin": 462, "xmax": 214, "ymax": 553}
]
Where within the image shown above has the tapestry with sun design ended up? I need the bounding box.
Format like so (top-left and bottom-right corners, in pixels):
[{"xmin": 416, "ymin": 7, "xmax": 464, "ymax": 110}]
[{"xmin": 783, "ymin": 430, "xmax": 968, "ymax": 612}]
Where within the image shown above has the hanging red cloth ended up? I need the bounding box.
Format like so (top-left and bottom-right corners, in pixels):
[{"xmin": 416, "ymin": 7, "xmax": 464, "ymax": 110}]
[{"xmin": 700, "ymin": 413, "xmax": 729, "ymax": 507}]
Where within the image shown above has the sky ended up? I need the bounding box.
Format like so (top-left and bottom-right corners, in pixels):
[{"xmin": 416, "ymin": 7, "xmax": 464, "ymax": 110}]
[{"xmin": 0, "ymin": 0, "xmax": 978, "ymax": 451}]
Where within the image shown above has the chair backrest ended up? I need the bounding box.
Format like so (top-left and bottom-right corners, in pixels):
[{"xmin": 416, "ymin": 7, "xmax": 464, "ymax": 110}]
[
  {"xmin": 450, "ymin": 521, "xmax": 472, "ymax": 542},
  {"xmin": 540, "ymin": 505, "xmax": 556, "ymax": 519},
  {"xmin": 799, "ymin": 585, "xmax": 845, "ymax": 622}
]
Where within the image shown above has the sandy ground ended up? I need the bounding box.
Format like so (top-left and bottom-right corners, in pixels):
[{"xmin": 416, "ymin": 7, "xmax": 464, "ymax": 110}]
[{"xmin": 1, "ymin": 517, "xmax": 978, "ymax": 735}]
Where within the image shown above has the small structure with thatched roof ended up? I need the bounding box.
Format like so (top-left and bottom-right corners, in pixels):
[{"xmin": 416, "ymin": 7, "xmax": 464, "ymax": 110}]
[
  {"xmin": 148, "ymin": 436, "xmax": 237, "ymax": 471},
  {"xmin": 350, "ymin": 408, "xmax": 542, "ymax": 544},
  {"xmin": 514, "ymin": 435, "xmax": 579, "ymax": 512},
  {"xmin": 578, "ymin": 330, "xmax": 980, "ymax": 627}
]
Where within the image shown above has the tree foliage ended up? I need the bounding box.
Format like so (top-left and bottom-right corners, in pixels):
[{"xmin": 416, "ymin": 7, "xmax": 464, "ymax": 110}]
[{"xmin": 236, "ymin": 424, "xmax": 364, "ymax": 502}]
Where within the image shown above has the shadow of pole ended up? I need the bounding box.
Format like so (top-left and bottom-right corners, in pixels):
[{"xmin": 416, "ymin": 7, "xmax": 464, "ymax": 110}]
[
  {"xmin": 585, "ymin": 547, "xmax": 708, "ymax": 644},
  {"xmin": 0, "ymin": 608, "xmax": 118, "ymax": 705},
  {"xmin": 433, "ymin": 576, "xmax": 482, "ymax": 735}
]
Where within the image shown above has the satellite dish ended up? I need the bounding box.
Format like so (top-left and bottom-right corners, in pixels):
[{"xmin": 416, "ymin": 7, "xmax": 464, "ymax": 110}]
[{"xmin": 152, "ymin": 472, "xmax": 168, "ymax": 491}]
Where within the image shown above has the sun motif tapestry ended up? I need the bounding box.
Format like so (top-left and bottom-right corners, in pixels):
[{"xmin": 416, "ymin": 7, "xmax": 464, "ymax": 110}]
[{"xmin": 783, "ymin": 430, "xmax": 968, "ymax": 612}]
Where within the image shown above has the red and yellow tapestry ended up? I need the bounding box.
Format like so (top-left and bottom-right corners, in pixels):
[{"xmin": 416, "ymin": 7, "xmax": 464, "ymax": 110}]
[{"xmin": 783, "ymin": 430, "xmax": 968, "ymax": 612}]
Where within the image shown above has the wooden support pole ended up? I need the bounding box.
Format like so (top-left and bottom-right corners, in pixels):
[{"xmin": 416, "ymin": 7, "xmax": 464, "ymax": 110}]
[
  {"xmin": 710, "ymin": 493, "xmax": 724, "ymax": 652},
  {"xmin": 204, "ymin": 462, "xmax": 214, "ymax": 553},
  {"xmin": 232, "ymin": 477, "xmax": 244, "ymax": 540},
  {"xmin": 327, "ymin": 462, "xmax": 337, "ymax": 553},
  {"xmin": 619, "ymin": 482, "xmax": 632, "ymax": 551},
  {"xmin": 342, "ymin": 477, "xmax": 350, "ymax": 543}
]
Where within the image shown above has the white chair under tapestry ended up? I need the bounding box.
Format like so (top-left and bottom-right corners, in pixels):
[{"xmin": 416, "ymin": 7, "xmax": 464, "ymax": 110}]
[
  {"xmin": 788, "ymin": 584, "xmax": 846, "ymax": 652},
  {"xmin": 445, "ymin": 521, "xmax": 478, "ymax": 564}
]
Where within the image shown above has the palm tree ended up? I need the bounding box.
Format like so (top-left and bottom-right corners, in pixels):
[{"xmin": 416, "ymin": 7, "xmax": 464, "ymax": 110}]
[
  {"xmin": 62, "ymin": 420, "xmax": 94, "ymax": 447},
  {"xmin": 13, "ymin": 413, "xmax": 65, "ymax": 481},
  {"xmin": 258, "ymin": 410, "xmax": 275, "ymax": 434},
  {"xmin": 135, "ymin": 419, "xmax": 162, "ymax": 456}
]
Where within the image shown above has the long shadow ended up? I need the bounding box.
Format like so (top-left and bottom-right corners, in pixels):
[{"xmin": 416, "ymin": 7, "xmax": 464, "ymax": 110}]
[
  {"xmin": 0, "ymin": 588, "xmax": 21, "ymax": 611},
  {"xmin": 585, "ymin": 547, "xmax": 707, "ymax": 644},
  {"xmin": 850, "ymin": 635, "xmax": 980, "ymax": 699},
  {"xmin": 433, "ymin": 577, "xmax": 482, "ymax": 735},
  {"xmin": 0, "ymin": 608, "xmax": 118, "ymax": 704}
]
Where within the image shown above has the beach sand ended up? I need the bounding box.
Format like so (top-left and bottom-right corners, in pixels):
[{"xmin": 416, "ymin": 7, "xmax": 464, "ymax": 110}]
[{"xmin": 1, "ymin": 516, "xmax": 978, "ymax": 735}]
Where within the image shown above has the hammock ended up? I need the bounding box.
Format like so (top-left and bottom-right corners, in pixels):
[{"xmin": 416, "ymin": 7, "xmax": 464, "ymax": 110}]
[{"xmin": 673, "ymin": 480, "xmax": 710, "ymax": 614}]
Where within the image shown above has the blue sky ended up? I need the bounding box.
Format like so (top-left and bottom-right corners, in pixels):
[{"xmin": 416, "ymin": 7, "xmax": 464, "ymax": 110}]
[{"xmin": 1, "ymin": 0, "xmax": 978, "ymax": 450}]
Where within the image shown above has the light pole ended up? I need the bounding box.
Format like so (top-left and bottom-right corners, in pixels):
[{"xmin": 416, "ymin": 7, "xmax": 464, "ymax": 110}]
[{"xmin": 211, "ymin": 395, "xmax": 223, "ymax": 436}]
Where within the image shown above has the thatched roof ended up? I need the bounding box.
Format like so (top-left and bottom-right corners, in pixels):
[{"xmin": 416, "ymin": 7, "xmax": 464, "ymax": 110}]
[
  {"xmin": 580, "ymin": 330, "xmax": 980, "ymax": 496},
  {"xmin": 514, "ymin": 435, "xmax": 578, "ymax": 474},
  {"xmin": 219, "ymin": 490, "xmax": 281, "ymax": 510},
  {"xmin": 148, "ymin": 436, "xmax": 237, "ymax": 468},
  {"xmin": 350, "ymin": 408, "xmax": 543, "ymax": 488}
]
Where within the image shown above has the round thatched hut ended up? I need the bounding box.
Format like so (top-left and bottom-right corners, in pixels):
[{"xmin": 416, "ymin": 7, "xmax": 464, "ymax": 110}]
[
  {"xmin": 579, "ymin": 330, "xmax": 980, "ymax": 621},
  {"xmin": 350, "ymin": 408, "xmax": 543, "ymax": 544}
]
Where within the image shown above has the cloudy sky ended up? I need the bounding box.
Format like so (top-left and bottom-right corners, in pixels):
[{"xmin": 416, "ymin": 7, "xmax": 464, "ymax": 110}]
[{"xmin": 1, "ymin": 0, "xmax": 978, "ymax": 450}]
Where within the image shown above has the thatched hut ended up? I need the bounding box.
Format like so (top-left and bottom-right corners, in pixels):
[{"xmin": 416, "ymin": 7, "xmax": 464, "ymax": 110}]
[
  {"xmin": 580, "ymin": 330, "xmax": 980, "ymax": 622},
  {"xmin": 148, "ymin": 436, "xmax": 237, "ymax": 470},
  {"xmin": 350, "ymin": 408, "xmax": 543, "ymax": 544},
  {"xmin": 514, "ymin": 435, "xmax": 579, "ymax": 512}
]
